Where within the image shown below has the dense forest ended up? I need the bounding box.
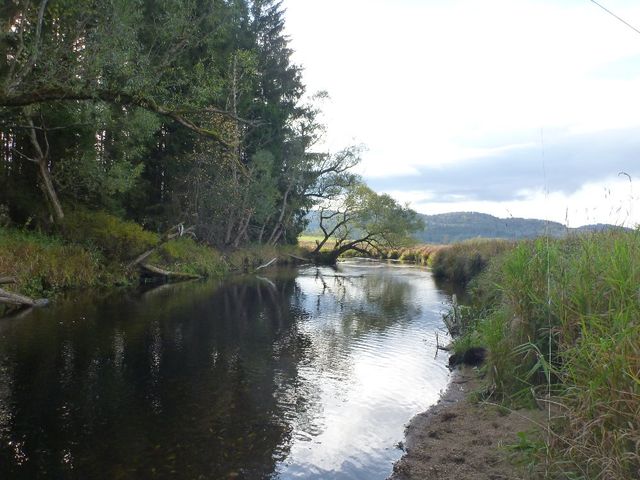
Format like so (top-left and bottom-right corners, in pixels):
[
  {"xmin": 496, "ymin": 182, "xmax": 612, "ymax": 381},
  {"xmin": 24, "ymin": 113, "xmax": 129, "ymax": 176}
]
[{"xmin": 0, "ymin": 0, "xmax": 386, "ymax": 249}]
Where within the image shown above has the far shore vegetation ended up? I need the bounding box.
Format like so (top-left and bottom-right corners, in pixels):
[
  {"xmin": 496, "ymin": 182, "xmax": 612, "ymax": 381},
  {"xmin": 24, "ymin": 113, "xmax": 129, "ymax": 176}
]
[
  {"xmin": 0, "ymin": 208, "xmax": 304, "ymax": 313},
  {"xmin": 0, "ymin": 0, "xmax": 422, "ymax": 310}
]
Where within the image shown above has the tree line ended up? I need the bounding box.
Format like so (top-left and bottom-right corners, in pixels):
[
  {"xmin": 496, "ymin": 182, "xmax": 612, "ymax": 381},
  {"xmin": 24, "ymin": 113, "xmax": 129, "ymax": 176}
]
[{"xmin": 0, "ymin": 0, "xmax": 420, "ymax": 253}]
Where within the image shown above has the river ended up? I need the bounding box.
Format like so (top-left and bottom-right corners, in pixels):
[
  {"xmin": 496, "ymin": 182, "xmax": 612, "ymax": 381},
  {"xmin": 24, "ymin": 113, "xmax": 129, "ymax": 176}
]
[{"xmin": 0, "ymin": 259, "xmax": 452, "ymax": 479}]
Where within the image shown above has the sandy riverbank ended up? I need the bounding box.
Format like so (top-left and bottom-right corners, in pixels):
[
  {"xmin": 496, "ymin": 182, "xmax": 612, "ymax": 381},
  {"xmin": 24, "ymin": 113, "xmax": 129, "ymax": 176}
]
[{"xmin": 389, "ymin": 367, "xmax": 547, "ymax": 480}]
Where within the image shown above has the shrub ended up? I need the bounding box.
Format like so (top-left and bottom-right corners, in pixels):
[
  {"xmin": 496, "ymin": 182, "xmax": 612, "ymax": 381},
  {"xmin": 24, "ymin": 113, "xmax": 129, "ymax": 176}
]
[
  {"xmin": 432, "ymin": 238, "xmax": 514, "ymax": 285},
  {"xmin": 62, "ymin": 209, "xmax": 158, "ymax": 261},
  {"xmin": 149, "ymin": 237, "xmax": 226, "ymax": 277}
]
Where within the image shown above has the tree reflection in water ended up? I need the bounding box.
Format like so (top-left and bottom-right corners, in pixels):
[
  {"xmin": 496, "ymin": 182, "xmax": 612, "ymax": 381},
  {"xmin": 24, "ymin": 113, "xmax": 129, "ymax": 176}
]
[{"xmin": 0, "ymin": 260, "xmax": 450, "ymax": 480}]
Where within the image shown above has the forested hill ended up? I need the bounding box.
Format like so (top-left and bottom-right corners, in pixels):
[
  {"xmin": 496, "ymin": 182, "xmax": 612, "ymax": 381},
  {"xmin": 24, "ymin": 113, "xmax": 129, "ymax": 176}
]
[
  {"xmin": 414, "ymin": 212, "xmax": 626, "ymax": 243},
  {"xmin": 305, "ymin": 211, "xmax": 626, "ymax": 244}
]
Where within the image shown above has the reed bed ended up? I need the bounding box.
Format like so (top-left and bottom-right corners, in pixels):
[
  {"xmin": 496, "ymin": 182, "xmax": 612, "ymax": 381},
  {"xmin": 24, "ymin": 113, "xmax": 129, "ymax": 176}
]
[{"xmin": 453, "ymin": 230, "xmax": 640, "ymax": 478}]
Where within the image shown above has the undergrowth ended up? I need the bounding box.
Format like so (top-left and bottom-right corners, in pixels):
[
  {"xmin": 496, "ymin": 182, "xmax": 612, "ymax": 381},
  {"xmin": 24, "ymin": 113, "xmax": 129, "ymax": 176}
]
[
  {"xmin": 62, "ymin": 208, "xmax": 158, "ymax": 261},
  {"xmin": 1, "ymin": 211, "xmax": 300, "ymax": 304},
  {"xmin": 0, "ymin": 227, "xmax": 104, "ymax": 297}
]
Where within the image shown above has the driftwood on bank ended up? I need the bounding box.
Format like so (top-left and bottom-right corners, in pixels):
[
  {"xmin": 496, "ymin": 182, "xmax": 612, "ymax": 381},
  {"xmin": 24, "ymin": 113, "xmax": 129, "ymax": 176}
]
[
  {"xmin": 0, "ymin": 276, "xmax": 17, "ymax": 285},
  {"xmin": 139, "ymin": 263, "xmax": 200, "ymax": 282},
  {"xmin": 254, "ymin": 257, "xmax": 278, "ymax": 272},
  {"xmin": 0, "ymin": 287, "xmax": 48, "ymax": 308},
  {"xmin": 127, "ymin": 224, "xmax": 196, "ymax": 270}
]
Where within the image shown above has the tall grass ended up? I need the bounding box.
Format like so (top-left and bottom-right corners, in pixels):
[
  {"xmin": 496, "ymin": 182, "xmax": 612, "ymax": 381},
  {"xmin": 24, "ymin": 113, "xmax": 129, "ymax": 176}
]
[
  {"xmin": 1, "ymin": 211, "xmax": 303, "ymax": 304},
  {"xmin": 456, "ymin": 230, "xmax": 640, "ymax": 478},
  {"xmin": 0, "ymin": 227, "xmax": 103, "ymax": 297},
  {"xmin": 432, "ymin": 238, "xmax": 515, "ymax": 285}
]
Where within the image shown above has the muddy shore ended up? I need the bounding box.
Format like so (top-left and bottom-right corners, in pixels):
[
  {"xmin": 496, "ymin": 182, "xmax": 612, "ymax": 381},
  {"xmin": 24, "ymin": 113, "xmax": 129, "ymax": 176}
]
[{"xmin": 389, "ymin": 367, "xmax": 546, "ymax": 480}]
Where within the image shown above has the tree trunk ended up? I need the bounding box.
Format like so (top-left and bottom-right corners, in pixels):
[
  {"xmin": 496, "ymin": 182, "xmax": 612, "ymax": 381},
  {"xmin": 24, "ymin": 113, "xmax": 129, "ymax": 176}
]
[
  {"xmin": 38, "ymin": 157, "xmax": 64, "ymax": 222},
  {"xmin": 127, "ymin": 225, "xmax": 194, "ymax": 269},
  {"xmin": 257, "ymin": 216, "xmax": 270, "ymax": 244},
  {"xmin": 0, "ymin": 287, "xmax": 48, "ymax": 308},
  {"xmin": 268, "ymin": 184, "xmax": 291, "ymax": 245},
  {"xmin": 139, "ymin": 263, "xmax": 200, "ymax": 282},
  {"xmin": 24, "ymin": 114, "xmax": 64, "ymax": 222},
  {"xmin": 225, "ymin": 53, "xmax": 242, "ymax": 246},
  {"xmin": 232, "ymin": 211, "xmax": 252, "ymax": 248}
]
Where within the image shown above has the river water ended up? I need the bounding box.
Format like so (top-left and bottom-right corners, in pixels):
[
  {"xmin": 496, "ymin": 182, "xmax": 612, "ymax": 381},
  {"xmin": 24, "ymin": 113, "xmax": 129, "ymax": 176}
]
[{"xmin": 0, "ymin": 259, "xmax": 452, "ymax": 479}]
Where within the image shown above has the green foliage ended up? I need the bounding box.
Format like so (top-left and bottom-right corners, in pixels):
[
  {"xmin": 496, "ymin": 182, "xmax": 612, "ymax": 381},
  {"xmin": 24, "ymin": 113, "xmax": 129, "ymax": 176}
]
[
  {"xmin": 149, "ymin": 237, "xmax": 226, "ymax": 278},
  {"xmin": 311, "ymin": 182, "xmax": 424, "ymax": 262},
  {"xmin": 454, "ymin": 231, "xmax": 640, "ymax": 478},
  {"xmin": 387, "ymin": 249, "xmax": 400, "ymax": 260},
  {"xmin": 62, "ymin": 209, "xmax": 158, "ymax": 260}
]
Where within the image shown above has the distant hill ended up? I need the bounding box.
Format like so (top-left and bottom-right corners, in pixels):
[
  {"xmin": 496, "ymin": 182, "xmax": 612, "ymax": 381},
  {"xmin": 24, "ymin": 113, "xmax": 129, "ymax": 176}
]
[
  {"xmin": 304, "ymin": 211, "xmax": 627, "ymax": 244},
  {"xmin": 415, "ymin": 212, "xmax": 564, "ymax": 243}
]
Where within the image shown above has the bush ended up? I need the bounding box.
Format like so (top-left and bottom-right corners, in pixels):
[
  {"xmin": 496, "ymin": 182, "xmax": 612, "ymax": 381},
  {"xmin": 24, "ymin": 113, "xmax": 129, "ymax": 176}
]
[
  {"xmin": 149, "ymin": 237, "xmax": 226, "ymax": 277},
  {"xmin": 62, "ymin": 209, "xmax": 158, "ymax": 261},
  {"xmin": 432, "ymin": 238, "xmax": 514, "ymax": 285}
]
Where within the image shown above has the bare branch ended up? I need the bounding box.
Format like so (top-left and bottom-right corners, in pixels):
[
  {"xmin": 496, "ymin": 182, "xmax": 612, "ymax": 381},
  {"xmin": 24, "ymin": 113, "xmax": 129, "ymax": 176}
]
[
  {"xmin": 0, "ymin": 122, "xmax": 91, "ymax": 131},
  {"xmin": 9, "ymin": 146, "xmax": 38, "ymax": 164}
]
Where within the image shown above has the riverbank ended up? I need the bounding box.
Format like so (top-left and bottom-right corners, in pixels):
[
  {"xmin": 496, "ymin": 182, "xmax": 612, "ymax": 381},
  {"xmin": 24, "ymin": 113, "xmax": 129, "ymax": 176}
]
[
  {"xmin": 413, "ymin": 230, "xmax": 640, "ymax": 479},
  {"xmin": 0, "ymin": 211, "xmax": 306, "ymax": 315},
  {"xmin": 390, "ymin": 367, "xmax": 546, "ymax": 480}
]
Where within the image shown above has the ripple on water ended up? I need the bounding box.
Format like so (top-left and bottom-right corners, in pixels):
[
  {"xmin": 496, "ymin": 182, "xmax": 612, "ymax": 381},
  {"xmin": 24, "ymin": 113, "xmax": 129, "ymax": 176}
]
[
  {"xmin": 275, "ymin": 261, "xmax": 451, "ymax": 480},
  {"xmin": 0, "ymin": 259, "xmax": 451, "ymax": 480}
]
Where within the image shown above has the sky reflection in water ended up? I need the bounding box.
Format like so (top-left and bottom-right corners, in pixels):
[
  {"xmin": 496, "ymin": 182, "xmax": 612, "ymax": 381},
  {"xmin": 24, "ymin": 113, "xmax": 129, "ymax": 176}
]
[{"xmin": 0, "ymin": 260, "xmax": 451, "ymax": 479}]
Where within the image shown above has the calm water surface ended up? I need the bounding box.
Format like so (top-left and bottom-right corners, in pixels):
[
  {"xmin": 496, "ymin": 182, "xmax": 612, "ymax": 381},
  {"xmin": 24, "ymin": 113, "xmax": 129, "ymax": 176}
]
[{"xmin": 0, "ymin": 259, "xmax": 452, "ymax": 479}]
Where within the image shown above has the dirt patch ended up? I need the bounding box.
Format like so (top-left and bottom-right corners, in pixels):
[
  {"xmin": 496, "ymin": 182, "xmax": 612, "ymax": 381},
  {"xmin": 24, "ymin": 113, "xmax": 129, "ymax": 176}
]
[{"xmin": 389, "ymin": 367, "xmax": 547, "ymax": 480}]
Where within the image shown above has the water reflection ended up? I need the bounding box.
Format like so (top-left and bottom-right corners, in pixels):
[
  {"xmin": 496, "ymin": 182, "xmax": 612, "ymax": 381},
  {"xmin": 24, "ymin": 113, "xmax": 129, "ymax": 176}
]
[{"xmin": 0, "ymin": 260, "xmax": 450, "ymax": 479}]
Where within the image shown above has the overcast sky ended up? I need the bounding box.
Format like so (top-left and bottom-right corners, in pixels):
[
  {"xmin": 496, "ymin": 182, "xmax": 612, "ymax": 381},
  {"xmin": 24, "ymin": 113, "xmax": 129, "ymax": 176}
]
[{"xmin": 283, "ymin": 0, "xmax": 640, "ymax": 227}]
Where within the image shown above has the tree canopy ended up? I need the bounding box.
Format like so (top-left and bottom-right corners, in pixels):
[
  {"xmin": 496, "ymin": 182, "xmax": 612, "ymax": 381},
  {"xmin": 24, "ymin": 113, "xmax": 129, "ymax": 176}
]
[
  {"xmin": 0, "ymin": 1, "xmax": 418, "ymax": 257},
  {"xmin": 312, "ymin": 181, "xmax": 424, "ymax": 263}
]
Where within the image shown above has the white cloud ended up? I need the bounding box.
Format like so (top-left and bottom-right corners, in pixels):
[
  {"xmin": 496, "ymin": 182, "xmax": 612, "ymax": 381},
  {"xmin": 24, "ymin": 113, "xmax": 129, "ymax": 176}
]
[
  {"xmin": 388, "ymin": 175, "xmax": 639, "ymax": 228},
  {"xmin": 284, "ymin": 0, "xmax": 640, "ymax": 225}
]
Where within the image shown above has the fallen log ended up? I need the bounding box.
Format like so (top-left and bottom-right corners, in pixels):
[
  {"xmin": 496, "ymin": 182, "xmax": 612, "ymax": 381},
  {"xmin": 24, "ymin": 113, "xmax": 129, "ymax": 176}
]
[
  {"xmin": 0, "ymin": 276, "xmax": 17, "ymax": 285},
  {"xmin": 139, "ymin": 263, "xmax": 200, "ymax": 282},
  {"xmin": 0, "ymin": 287, "xmax": 48, "ymax": 308},
  {"xmin": 127, "ymin": 224, "xmax": 196, "ymax": 270}
]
